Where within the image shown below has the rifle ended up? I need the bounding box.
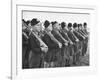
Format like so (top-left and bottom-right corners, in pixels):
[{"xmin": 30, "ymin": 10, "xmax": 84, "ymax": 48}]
[{"xmin": 23, "ymin": 21, "xmax": 48, "ymax": 53}]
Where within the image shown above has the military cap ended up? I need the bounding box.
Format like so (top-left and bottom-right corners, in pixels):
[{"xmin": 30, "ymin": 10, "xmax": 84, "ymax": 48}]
[
  {"xmin": 31, "ymin": 18, "xmax": 40, "ymax": 26},
  {"xmin": 73, "ymin": 23, "xmax": 78, "ymax": 28},
  {"xmin": 51, "ymin": 21, "xmax": 58, "ymax": 26},
  {"xmin": 61, "ymin": 22, "xmax": 66, "ymax": 29},
  {"xmin": 44, "ymin": 20, "xmax": 50, "ymax": 28},
  {"xmin": 26, "ymin": 20, "xmax": 31, "ymax": 25},
  {"xmin": 68, "ymin": 23, "xmax": 72, "ymax": 28},
  {"xmin": 83, "ymin": 22, "xmax": 87, "ymax": 26}
]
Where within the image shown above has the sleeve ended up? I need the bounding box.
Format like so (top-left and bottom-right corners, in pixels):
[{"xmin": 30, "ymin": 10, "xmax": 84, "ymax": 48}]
[
  {"xmin": 74, "ymin": 31, "xmax": 84, "ymax": 41},
  {"xmin": 57, "ymin": 32, "xmax": 68, "ymax": 43},
  {"xmin": 53, "ymin": 31, "xmax": 67, "ymax": 44},
  {"xmin": 42, "ymin": 35, "xmax": 58, "ymax": 49},
  {"xmin": 67, "ymin": 31, "xmax": 76, "ymax": 43},
  {"xmin": 60, "ymin": 32, "xmax": 69, "ymax": 41},
  {"xmin": 22, "ymin": 34, "xmax": 28, "ymax": 45},
  {"xmin": 29, "ymin": 34, "xmax": 42, "ymax": 53}
]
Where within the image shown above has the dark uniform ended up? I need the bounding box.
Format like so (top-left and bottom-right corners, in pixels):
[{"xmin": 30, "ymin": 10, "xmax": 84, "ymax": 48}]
[
  {"xmin": 83, "ymin": 29, "xmax": 89, "ymax": 55},
  {"xmin": 66, "ymin": 30, "xmax": 78, "ymax": 65},
  {"xmin": 42, "ymin": 32, "xmax": 60, "ymax": 67},
  {"xmin": 51, "ymin": 30, "xmax": 68, "ymax": 67},
  {"xmin": 28, "ymin": 32, "xmax": 43, "ymax": 68},
  {"xmin": 78, "ymin": 29, "xmax": 88, "ymax": 56},
  {"xmin": 22, "ymin": 28, "xmax": 30, "ymax": 69},
  {"xmin": 60, "ymin": 29, "xmax": 72, "ymax": 66},
  {"xmin": 73, "ymin": 30, "xmax": 84, "ymax": 64}
]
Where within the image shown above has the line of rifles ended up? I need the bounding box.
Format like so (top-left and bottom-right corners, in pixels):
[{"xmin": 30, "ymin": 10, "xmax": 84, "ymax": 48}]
[{"xmin": 22, "ymin": 19, "xmax": 89, "ymax": 69}]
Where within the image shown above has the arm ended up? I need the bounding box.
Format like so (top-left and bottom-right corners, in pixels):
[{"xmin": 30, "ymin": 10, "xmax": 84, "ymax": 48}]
[
  {"xmin": 71, "ymin": 31, "xmax": 79, "ymax": 42},
  {"xmin": 81, "ymin": 29, "xmax": 88, "ymax": 37},
  {"xmin": 63, "ymin": 32, "xmax": 73, "ymax": 45},
  {"xmin": 77, "ymin": 30, "xmax": 86, "ymax": 39},
  {"xmin": 56, "ymin": 31, "xmax": 69, "ymax": 44},
  {"xmin": 29, "ymin": 34, "xmax": 42, "ymax": 53},
  {"xmin": 42, "ymin": 34, "xmax": 59, "ymax": 49}
]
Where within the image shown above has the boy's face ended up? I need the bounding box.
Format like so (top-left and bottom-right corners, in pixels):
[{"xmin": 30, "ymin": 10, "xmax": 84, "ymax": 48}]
[
  {"xmin": 84, "ymin": 25, "xmax": 87, "ymax": 29},
  {"xmin": 54, "ymin": 23, "xmax": 60, "ymax": 30},
  {"xmin": 75, "ymin": 27, "xmax": 78, "ymax": 30},
  {"xmin": 68, "ymin": 27, "xmax": 71, "ymax": 30},
  {"xmin": 32, "ymin": 22, "xmax": 41, "ymax": 32},
  {"xmin": 39, "ymin": 22, "xmax": 43, "ymax": 31},
  {"xmin": 79, "ymin": 26, "xmax": 82, "ymax": 30},
  {"xmin": 59, "ymin": 24, "xmax": 62, "ymax": 29},
  {"xmin": 22, "ymin": 21, "xmax": 26, "ymax": 30},
  {"xmin": 47, "ymin": 24, "xmax": 53, "ymax": 31},
  {"xmin": 65, "ymin": 26, "xmax": 68, "ymax": 30},
  {"xmin": 71, "ymin": 27, "xmax": 74, "ymax": 30},
  {"xmin": 63, "ymin": 23, "xmax": 67, "ymax": 30},
  {"xmin": 27, "ymin": 23, "xmax": 32, "ymax": 29}
]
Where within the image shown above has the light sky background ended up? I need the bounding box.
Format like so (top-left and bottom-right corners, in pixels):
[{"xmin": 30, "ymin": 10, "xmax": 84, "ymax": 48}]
[{"xmin": 23, "ymin": 11, "xmax": 90, "ymax": 26}]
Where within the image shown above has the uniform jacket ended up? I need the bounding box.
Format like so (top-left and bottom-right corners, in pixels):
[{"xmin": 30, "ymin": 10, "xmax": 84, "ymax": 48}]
[
  {"xmin": 66, "ymin": 30, "xmax": 76, "ymax": 43},
  {"xmin": 51, "ymin": 30, "xmax": 67, "ymax": 45},
  {"xmin": 22, "ymin": 30, "xmax": 29, "ymax": 47},
  {"xmin": 28, "ymin": 32, "xmax": 42, "ymax": 54},
  {"xmin": 42, "ymin": 32, "xmax": 59, "ymax": 50},
  {"xmin": 73, "ymin": 30, "xmax": 84, "ymax": 41}
]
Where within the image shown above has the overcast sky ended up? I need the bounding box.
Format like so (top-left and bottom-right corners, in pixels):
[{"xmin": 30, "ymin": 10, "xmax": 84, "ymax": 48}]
[{"xmin": 23, "ymin": 11, "xmax": 90, "ymax": 27}]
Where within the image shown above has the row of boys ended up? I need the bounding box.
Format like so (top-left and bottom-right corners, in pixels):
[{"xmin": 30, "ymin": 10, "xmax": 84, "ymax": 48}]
[{"xmin": 22, "ymin": 18, "xmax": 89, "ymax": 68}]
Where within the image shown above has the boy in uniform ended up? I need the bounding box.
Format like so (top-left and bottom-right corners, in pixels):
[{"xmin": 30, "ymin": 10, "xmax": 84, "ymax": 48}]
[
  {"xmin": 28, "ymin": 18, "xmax": 48, "ymax": 68},
  {"xmin": 42, "ymin": 20, "xmax": 62, "ymax": 67},
  {"xmin": 51, "ymin": 21, "xmax": 68, "ymax": 67}
]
